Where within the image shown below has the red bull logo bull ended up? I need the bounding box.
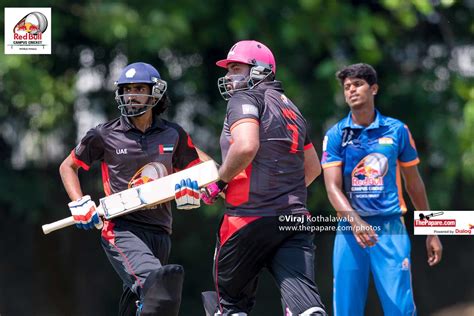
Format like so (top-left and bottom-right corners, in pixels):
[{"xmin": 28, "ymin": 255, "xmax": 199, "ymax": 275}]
[
  {"xmin": 352, "ymin": 153, "xmax": 388, "ymax": 186},
  {"xmin": 13, "ymin": 12, "xmax": 48, "ymax": 36}
]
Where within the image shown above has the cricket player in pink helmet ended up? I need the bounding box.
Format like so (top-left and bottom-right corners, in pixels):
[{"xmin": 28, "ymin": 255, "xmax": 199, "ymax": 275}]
[{"xmin": 201, "ymin": 40, "xmax": 327, "ymax": 316}]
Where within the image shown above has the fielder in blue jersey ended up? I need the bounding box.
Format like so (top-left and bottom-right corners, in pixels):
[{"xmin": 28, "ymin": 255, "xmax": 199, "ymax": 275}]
[{"xmin": 321, "ymin": 63, "xmax": 443, "ymax": 316}]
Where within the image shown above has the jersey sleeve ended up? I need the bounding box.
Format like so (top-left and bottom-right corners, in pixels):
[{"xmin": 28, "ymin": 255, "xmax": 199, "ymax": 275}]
[
  {"xmin": 226, "ymin": 93, "xmax": 261, "ymax": 130},
  {"xmin": 398, "ymin": 124, "xmax": 420, "ymax": 167},
  {"xmin": 172, "ymin": 126, "xmax": 200, "ymax": 171},
  {"xmin": 71, "ymin": 126, "xmax": 105, "ymax": 171},
  {"xmin": 321, "ymin": 126, "xmax": 343, "ymax": 169}
]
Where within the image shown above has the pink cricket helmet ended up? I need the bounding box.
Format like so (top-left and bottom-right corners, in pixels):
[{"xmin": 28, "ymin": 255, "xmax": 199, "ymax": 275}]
[{"xmin": 216, "ymin": 40, "xmax": 276, "ymax": 74}]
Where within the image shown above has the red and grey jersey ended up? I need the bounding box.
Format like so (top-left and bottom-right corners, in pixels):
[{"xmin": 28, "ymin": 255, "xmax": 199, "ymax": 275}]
[
  {"xmin": 220, "ymin": 81, "xmax": 313, "ymax": 216},
  {"xmin": 71, "ymin": 115, "xmax": 200, "ymax": 233}
]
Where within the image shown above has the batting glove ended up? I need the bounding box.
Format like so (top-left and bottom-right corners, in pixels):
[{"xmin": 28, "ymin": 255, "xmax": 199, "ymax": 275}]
[
  {"xmin": 68, "ymin": 195, "xmax": 103, "ymax": 230},
  {"xmin": 175, "ymin": 178, "xmax": 200, "ymax": 210},
  {"xmin": 201, "ymin": 180, "xmax": 227, "ymax": 205}
]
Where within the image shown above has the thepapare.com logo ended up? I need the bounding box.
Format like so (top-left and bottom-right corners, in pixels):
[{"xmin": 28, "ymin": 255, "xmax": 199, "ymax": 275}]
[{"xmin": 4, "ymin": 8, "xmax": 51, "ymax": 54}]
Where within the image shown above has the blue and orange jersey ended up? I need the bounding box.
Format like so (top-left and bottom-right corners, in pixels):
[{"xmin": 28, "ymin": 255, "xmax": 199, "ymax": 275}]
[{"xmin": 321, "ymin": 110, "xmax": 419, "ymax": 217}]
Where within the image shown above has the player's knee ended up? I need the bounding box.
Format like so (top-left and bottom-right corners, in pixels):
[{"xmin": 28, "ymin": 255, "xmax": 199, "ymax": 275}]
[{"xmin": 140, "ymin": 264, "xmax": 185, "ymax": 316}]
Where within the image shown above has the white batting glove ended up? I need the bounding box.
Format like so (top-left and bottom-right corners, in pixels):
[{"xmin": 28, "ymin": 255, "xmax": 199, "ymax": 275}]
[
  {"xmin": 68, "ymin": 195, "xmax": 103, "ymax": 230},
  {"xmin": 174, "ymin": 178, "xmax": 200, "ymax": 210}
]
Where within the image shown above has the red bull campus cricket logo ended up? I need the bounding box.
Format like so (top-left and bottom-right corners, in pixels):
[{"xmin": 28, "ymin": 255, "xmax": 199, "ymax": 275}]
[
  {"xmin": 5, "ymin": 8, "xmax": 51, "ymax": 54},
  {"xmin": 352, "ymin": 153, "xmax": 388, "ymax": 186},
  {"xmin": 13, "ymin": 12, "xmax": 48, "ymax": 40}
]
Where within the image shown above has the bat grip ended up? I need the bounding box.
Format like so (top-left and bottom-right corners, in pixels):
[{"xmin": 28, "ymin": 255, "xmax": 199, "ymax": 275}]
[
  {"xmin": 42, "ymin": 206, "xmax": 104, "ymax": 235},
  {"xmin": 42, "ymin": 216, "xmax": 76, "ymax": 234}
]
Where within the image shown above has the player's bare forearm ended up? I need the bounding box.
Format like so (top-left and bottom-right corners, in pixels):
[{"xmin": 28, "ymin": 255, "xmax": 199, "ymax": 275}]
[
  {"xmin": 59, "ymin": 154, "xmax": 84, "ymax": 201},
  {"xmin": 327, "ymin": 186, "xmax": 378, "ymax": 247},
  {"xmin": 405, "ymin": 178, "xmax": 429, "ymax": 210},
  {"xmin": 323, "ymin": 166, "xmax": 358, "ymax": 218},
  {"xmin": 401, "ymin": 165, "xmax": 430, "ymax": 210},
  {"xmin": 218, "ymin": 142, "xmax": 258, "ymax": 182},
  {"xmin": 327, "ymin": 187, "xmax": 358, "ymax": 219},
  {"xmin": 304, "ymin": 146, "xmax": 321, "ymax": 187},
  {"xmin": 195, "ymin": 147, "xmax": 214, "ymax": 162},
  {"xmin": 401, "ymin": 165, "xmax": 442, "ymax": 264},
  {"xmin": 324, "ymin": 165, "xmax": 378, "ymax": 247},
  {"xmin": 219, "ymin": 121, "xmax": 259, "ymax": 183}
]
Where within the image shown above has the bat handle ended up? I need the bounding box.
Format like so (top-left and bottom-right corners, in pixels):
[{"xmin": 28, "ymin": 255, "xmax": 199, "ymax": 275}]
[
  {"xmin": 42, "ymin": 206, "xmax": 104, "ymax": 235},
  {"xmin": 42, "ymin": 216, "xmax": 76, "ymax": 234}
]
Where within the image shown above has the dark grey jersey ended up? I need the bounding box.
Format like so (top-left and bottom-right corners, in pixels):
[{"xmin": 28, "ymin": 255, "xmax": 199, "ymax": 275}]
[
  {"xmin": 72, "ymin": 116, "xmax": 200, "ymax": 233},
  {"xmin": 220, "ymin": 81, "xmax": 314, "ymax": 216}
]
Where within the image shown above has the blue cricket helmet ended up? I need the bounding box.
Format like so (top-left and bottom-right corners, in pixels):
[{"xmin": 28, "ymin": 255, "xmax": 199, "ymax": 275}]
[
  {"xmin": 115, "ymin": 62, "xmax": 167, "ymax": 117},
  {"xmin": 116, "ymin": 62, "xmax": 161, "ymax": 85}
]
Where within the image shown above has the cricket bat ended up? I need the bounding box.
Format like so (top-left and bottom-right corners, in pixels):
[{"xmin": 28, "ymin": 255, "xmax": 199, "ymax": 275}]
[{"xmin": 42, "ymin": 160, "xmax": 219, "ymax": 235}]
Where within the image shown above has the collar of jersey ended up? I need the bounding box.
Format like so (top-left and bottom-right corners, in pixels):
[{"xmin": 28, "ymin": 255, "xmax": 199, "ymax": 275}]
[
  {"xmin": 119, "ymin": 115, "xmax": 166, "ymax": 132},
  {"xmin": 341, "ymin": 108, "xmax": 387, "ymax": 130},
  {"xmin": 255, "ymin": 80, "xmax": 283, "ymax": 92}
]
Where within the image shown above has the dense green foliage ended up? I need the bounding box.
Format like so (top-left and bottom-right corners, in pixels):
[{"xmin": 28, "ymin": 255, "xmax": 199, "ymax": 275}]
[{"xmin": 0, "ymin": 0, "xmax": 472, "ymax": 315}]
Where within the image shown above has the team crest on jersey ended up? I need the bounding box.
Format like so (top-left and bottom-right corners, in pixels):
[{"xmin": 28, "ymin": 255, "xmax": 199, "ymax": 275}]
[
  {"xmin": 128, "ymin": 162, "xmax": 168, "ymax": 210},
  {"xmin": 352, "ymin": 153, "xmax": 388, "ymax": 187}
]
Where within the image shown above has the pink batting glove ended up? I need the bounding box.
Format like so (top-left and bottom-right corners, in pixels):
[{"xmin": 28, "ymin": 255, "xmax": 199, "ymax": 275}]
[{"xmin": 201, "ymin": 180, "xmax": 227, "ymax": 205}]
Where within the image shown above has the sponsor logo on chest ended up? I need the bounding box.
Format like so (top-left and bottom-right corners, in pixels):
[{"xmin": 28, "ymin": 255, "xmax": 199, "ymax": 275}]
[{"xmin": 351, "ymin": 153, "xmax": 388, "ymax": 193}]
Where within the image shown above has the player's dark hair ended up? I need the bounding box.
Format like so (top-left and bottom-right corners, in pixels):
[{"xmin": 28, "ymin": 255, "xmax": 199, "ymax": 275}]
[
  {"xmin": 153, "ymin": 92, "xmax": 170, "ymax": 116},
  {"xmin": 336, "ymin": 63, "xmax": 377, "ymax": 86}
]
